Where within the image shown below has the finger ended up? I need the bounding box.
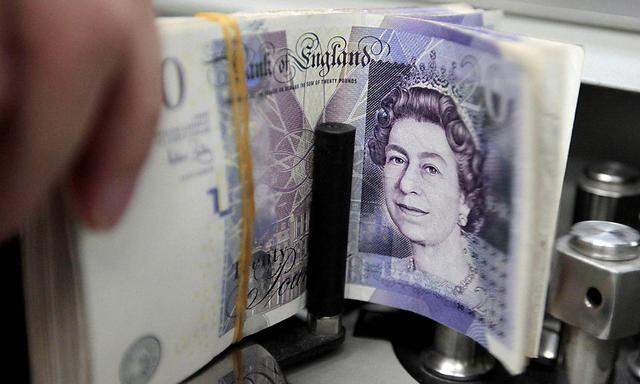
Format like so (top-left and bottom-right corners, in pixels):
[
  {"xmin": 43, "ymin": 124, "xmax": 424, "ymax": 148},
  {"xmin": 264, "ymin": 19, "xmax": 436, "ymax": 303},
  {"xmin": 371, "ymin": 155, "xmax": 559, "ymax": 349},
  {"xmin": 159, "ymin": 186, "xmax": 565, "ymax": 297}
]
[
  {"xmin": 0, "ymin": 3, "xmax": 14, "ymax": 114},
  {"xmin": 70, "ymin": 2, "xmax": 161, "ymax": 228},
  {"xmin": 0, "ymin": 1, "xmax": 126, "ymax": 238}
]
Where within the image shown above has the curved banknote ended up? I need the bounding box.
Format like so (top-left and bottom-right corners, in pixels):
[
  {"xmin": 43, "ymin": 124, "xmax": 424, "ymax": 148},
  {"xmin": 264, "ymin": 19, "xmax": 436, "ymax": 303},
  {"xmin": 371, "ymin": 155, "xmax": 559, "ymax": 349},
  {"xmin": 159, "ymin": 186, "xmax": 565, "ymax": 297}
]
[{"xmin": 324, "ymin": 21, "xmax": 538, "ymax": 372}]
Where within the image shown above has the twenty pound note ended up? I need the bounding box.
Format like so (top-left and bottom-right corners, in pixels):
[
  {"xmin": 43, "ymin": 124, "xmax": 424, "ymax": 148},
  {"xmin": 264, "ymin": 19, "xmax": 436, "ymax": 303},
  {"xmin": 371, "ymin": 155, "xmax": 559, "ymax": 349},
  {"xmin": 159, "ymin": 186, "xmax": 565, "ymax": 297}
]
[
  {"xmin": 335, "ymin": 24, "xmax": 526, "ymax": 369},
  {"xmin": 318, "ymin": 19, "xmax": 581, "ymax": 372}
]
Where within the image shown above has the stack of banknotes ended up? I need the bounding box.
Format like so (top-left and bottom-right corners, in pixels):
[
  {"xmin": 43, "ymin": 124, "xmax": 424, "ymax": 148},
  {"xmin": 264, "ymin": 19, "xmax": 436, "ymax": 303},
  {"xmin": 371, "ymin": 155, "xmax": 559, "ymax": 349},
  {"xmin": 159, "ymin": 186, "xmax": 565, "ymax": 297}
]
[{"xmin": 22, "ymin": 4, "xmax": 583, "ymax": 383}]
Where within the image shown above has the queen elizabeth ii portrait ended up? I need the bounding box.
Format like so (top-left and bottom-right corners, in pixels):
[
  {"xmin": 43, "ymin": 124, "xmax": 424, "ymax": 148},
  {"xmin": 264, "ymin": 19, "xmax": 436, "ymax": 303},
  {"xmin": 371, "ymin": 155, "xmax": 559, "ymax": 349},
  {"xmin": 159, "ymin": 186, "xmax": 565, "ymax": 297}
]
[{"xmin": 365, "ymin": 85, "xmax": 499, "ymax": 310}]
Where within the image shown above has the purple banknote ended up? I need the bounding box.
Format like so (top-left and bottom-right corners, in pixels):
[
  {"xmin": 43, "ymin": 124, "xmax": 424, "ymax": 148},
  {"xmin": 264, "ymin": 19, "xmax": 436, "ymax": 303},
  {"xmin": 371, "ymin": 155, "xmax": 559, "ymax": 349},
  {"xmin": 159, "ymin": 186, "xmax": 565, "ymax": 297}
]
[
  {"xmin": 320, "ymin": 21, "xmax": 528, "ymax": 370},
  {"xmin": 211, "ymin": 9, "xmax": 490, "ymax": 338}
]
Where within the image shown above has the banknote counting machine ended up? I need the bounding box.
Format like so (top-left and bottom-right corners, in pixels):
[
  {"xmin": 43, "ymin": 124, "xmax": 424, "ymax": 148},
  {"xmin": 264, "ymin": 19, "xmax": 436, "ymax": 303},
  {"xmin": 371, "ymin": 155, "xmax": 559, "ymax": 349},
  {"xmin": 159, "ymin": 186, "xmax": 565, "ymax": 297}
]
[
  {"xmin": 183, "ymin": 84, "xmax": 640, "ymax": 384},
  {"xmin": 5, "ymin": 84, "xmax": 640, "ymax": 384},
  {"xmin": 4, "ymin": 7, "xmax": 640, "ymax": 384}
]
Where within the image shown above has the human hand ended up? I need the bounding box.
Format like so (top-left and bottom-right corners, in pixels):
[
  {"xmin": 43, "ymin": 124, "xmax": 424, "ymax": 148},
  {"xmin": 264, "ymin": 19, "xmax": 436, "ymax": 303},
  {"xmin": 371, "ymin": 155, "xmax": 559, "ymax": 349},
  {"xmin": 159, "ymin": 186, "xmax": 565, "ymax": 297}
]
[{"xmin": 0, "ymin": 1, "xmax": 161, "ymax": 240}]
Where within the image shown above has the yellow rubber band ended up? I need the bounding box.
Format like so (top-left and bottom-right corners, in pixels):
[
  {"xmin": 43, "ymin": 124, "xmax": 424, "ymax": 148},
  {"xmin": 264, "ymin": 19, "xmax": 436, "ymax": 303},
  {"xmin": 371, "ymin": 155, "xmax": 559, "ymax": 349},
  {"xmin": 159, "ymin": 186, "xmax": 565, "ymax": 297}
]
[
  {"xmin": 196, "ymin": 12, "xmax": 254, "ymax": 343},
  {"xmin": 232, "ymin": 349, "xmax": 244, "ymax": 383}
]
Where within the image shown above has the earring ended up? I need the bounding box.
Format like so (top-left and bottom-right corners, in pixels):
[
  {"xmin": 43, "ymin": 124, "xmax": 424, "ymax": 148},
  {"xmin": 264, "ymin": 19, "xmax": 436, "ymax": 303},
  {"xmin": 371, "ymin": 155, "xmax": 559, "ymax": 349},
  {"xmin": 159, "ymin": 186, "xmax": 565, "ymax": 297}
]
[{"xmin": 458, "ymin": 214, "xmax": 467, "ymax": 227}]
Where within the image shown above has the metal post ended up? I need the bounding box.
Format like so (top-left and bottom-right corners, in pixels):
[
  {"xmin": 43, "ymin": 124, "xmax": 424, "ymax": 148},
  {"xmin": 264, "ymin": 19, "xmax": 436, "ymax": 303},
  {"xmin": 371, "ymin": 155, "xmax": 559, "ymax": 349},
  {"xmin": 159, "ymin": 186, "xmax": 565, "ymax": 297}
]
[
  {"xmin": 562, "ymin": 325, "xmax": 618, "ymax": 384},
  {"xmin": 422, "ymin": 323, "xmax": 495, "ymax": 380}
]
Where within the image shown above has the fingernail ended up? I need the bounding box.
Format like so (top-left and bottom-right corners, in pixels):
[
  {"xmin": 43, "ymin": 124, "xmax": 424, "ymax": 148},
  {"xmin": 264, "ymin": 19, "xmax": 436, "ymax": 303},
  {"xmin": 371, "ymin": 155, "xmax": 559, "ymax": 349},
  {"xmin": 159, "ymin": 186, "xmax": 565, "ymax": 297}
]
[{"xmin": 88, "ymin": 175, "xmax": 136, "ymax": 228}]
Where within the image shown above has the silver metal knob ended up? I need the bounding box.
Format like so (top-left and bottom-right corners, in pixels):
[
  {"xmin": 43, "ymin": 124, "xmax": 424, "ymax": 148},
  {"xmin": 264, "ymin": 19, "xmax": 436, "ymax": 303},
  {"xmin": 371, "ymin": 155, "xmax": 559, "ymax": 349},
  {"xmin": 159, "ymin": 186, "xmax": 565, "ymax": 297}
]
[{"xmin": 569, "ymin": 220, "xmax": 640, "ymax": 261}]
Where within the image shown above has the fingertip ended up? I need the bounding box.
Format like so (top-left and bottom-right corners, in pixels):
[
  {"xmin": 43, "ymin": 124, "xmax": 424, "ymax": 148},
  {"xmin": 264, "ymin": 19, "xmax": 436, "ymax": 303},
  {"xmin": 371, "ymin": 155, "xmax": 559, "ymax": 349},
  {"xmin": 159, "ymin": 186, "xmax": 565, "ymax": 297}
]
[
  {"xmin": 70, "ymin": 174, "xmax": 136, "ymax": 230},
  {"xmin": 66, "ymin": 1, "xmax": 160, "ymax": 232}
]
